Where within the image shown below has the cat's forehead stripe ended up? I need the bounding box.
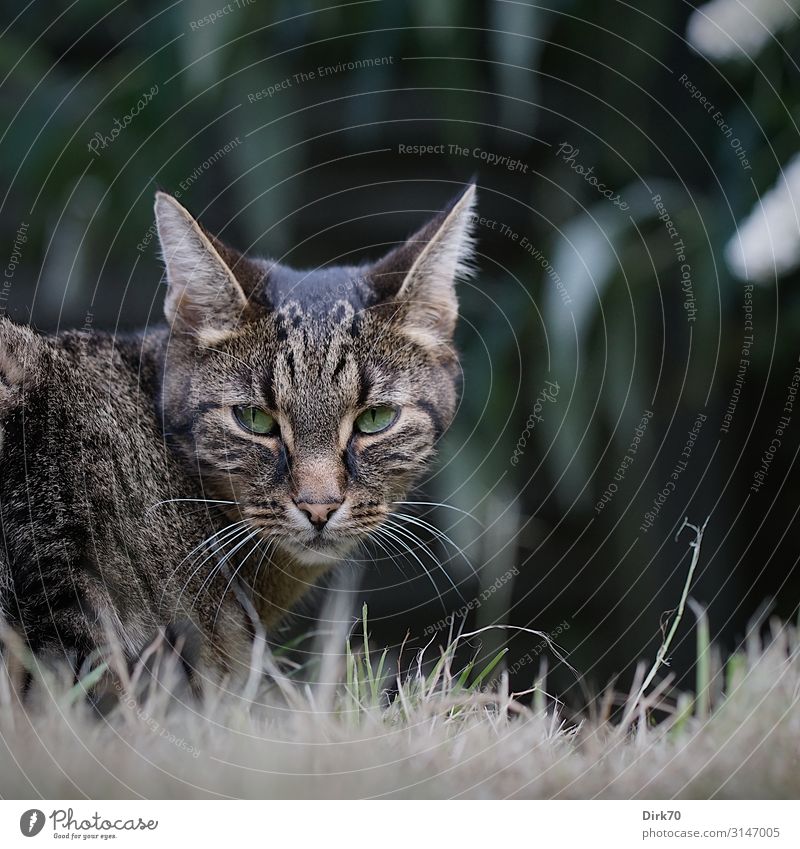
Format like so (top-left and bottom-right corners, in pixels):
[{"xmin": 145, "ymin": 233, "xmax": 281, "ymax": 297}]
[
  {"xmin": 260, "ymin": 367, "xmax": 276, "ymax": 409},
  {"xmin": 267, "ymin": 264, "xmax": 371, "ymax": 317}
]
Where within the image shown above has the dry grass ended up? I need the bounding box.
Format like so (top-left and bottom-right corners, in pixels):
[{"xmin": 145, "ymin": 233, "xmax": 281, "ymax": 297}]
[
  {"xmin": 0, "ymin": 601, "xmax": 798, "ymax": 799},
  {"xmin": 0, "ymin": 518, "xmax": 796, "ymax": 799}
]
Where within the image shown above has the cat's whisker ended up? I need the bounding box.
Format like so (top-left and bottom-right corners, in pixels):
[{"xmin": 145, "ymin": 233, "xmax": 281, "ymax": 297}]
[
  {"xmin": 380, "ymin": 519, "xmax": 469, "ymax": 606},
  {"xmin": 198, "ymin": 346, "xmax": 257, "ymax": 375},
  {"xmin": 145, "ymin": 497, "xmax": 239, "ymax": 515},
  {"xmin": 189, "ymin": 528, "xmax": 262, "ymax": 612},
  {"xmin": 174, "ymin": 523, "xmax": 255, "ymax": 609},
  {"xmin": 375, "ymin": 525, "xmax": 453, "ymax": 613},
  {"xmin": 211, "ymin": 533, "xmax": 268, "ymax": 633},
  {"xmin": 387, "ymin": 512, "xmax": 481, "ymax": 585},
  {"xmin": 366, "ymin": 531, "xmax": 410, "ymax": 578},
  {"xmin": 250, "ymin": 537, "xmax": 276, "ymax": 595},
  {"xmin": 172, "ymin": 526, "xmax": 254, "ymax": 613},
  {"xmin": 176, "ymin": 519, "xmax": 251, "ymax": 572},
  {"xmin": 388, "ymin": 512, "xmax": 463, "ymax": 553},
  {"xmin": 362, "ymin": 528, "xmax": 398, "ymax": 564},
  {"xmin": 159, "ymin": 519, "xmax": 252, "ymax": 607},
  {"xmin": 371, "ymin": 525, "xmax": 450, "ymax": 614},
  {"xmin": 369, "ymin": 526, "xmax": 409, "ymax": 572},
  {"xmin": 392, "ymin": 500, "xmax": 483, "ymax": 525}
]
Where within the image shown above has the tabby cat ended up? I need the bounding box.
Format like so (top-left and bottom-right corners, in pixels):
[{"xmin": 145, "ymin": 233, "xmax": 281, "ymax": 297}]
[{"xmin": 0, "ymin": 183, "xmax": 476, "ymax": 678}]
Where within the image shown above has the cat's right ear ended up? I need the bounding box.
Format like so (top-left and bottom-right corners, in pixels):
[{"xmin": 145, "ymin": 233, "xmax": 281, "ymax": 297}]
[
  {"xmin": 369, "ymin": 183, "xmax": 477, "ymax": 350},
  {"xmin": 154, "ymin": 192, "xmax": 251, "ymax": 342},
  {"xmin": 0, "ymin": 318, "xmax": 41, "ymax": 407}
]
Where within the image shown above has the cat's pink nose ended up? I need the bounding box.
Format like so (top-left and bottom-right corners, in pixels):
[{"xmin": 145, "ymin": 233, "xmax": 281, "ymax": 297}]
[{"xmin": 294, "ymin": 500, "xmax": 341, "ymax": 528}]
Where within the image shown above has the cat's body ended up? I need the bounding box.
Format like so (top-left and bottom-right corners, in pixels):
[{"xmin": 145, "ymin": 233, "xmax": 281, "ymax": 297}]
[
  {"xmin": 0, "ymin": 184, "xmax": 476, "ymax": 677},
  {"xmin": 0, "ymin": 325, "xmax": 264, "ymax": 673}
]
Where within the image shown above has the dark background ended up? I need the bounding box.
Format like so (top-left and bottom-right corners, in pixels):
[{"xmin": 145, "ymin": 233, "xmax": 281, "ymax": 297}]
[{"xmin": 2, "ymin": 0, "xmax": 799, "ymax": 708}]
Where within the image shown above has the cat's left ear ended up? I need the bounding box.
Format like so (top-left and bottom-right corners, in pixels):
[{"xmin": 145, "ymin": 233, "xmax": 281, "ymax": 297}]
[
  {"xmin": 154, "ymin": 192, "xmax": 252, "ymax": 341},
  {"xmin": 371, "ymin": 183, "xmax": 477, "ymax": 348}
]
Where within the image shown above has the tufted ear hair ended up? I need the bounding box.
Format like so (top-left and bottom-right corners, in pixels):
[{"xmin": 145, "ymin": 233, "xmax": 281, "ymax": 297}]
[
  {"xmin": 0, "ymin": 318, "xmax": 43, "ymax": 408},
  {"xmin": 370, "ymin": 183, "xmax": 477, "ymax": 349},
  {"xmin": 154, "ymin": 192, "xmax": 264, "ymax": 342}
]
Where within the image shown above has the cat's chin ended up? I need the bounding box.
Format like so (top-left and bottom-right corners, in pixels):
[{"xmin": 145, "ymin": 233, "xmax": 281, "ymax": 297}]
[{"xmin": 277, "ymin": 538, "xmax": 356, "ymax": 568}]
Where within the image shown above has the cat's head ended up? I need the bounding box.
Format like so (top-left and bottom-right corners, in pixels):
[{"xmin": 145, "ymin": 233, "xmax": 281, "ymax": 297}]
[{"xmin": 155, "ymin": 184, "xmax": 476, "ymax": 566}]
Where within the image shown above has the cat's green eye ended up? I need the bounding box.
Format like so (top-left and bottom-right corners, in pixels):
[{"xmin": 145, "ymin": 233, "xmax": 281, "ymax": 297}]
[
  {"xmin": 233, "ymin": 405, "xmax": 278, "ymax": 435},
  {"xmin": 354, "ymin": 405, "xmax": 398, "ymax": 434}
]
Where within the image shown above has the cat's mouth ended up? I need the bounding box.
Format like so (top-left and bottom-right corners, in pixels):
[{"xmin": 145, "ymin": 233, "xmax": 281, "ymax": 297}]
[
  {"xmin": 276, "ymin": 534, "xmax": 359, "ymax": 567},
  {"xmin": 242, "ymin": 499, "xmax": 386, "ymax": 567}
]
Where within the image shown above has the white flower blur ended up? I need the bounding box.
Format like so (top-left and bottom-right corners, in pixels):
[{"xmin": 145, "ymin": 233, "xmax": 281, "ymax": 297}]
[
  {"xmin": 687, "ymin": 0, "xmax": 800, "ymax": 61},
  {"xmin": 725, "ymin": 154, "xmax": 800, "ymax": 283}
]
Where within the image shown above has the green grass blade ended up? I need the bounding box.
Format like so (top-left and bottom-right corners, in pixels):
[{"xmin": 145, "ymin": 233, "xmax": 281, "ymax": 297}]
[
  {"xmin": 469, "ymin": 648, "xmax": 508, "ymax": 691},
  {"xmin": 690, "ymin": 599, "xmax": 711, "ymax": 720},
  {"xmin": 62, "ymin": 661, "xmax": 110, "ymax": 707},
  {"xmin": 456, "ymin": 659, "xmax": 476, "ymax": 690}
]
